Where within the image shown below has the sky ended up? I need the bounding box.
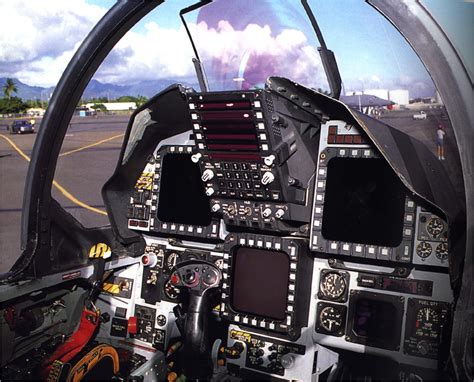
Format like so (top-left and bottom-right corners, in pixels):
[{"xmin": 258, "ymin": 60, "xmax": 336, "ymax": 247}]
[{"xmin": 0, "ymin": 0, "xmax": 472, "ymax": 95}]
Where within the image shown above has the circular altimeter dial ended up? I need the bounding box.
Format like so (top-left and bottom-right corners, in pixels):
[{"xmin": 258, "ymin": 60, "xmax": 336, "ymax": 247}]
[
  {"xmin": 319, "ymin": 306, "xmax": 345, "ymax": 334},
  {"xmin": 320, "ymin": 272, "xmax": 347, "ymax": 300},
  {"xmin": 416, "ymin": 242, "xmax": 432, "ymax": 259},
  {"xmin": 435, "ymin": 242, "xmax": 448, "ymax": 261},
  {"xmin": 415, "ymin": 307, "xmax": 440, "ymax": 338},
  {"xmin": 427, "ymin": 217, "xmax": 444, "ymax": 238}
]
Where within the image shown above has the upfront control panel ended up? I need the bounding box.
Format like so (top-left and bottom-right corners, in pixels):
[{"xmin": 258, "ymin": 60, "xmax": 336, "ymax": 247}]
[{"xmin": 187, "ymin": 91, "xmax": 282, "ymax": 203}]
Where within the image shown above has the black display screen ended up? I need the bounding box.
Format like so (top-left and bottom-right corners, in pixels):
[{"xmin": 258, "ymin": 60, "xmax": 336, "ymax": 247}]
[
  {"xmin": 157, "ymin": 154, "xmax": 212, "ymax": 226},
  {"xmin": 230, "ymin": 247, "xmax": 290, "ymax": 321},
  {"xmin": 322, "ymin": 157, "xmax": 406, "ymax": 247},
  {"xmin": 353, "ymin": 298, "xmax": 397, "ymax": 341}
]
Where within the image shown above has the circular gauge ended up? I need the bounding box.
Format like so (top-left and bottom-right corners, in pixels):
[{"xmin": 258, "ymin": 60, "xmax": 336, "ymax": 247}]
[
  {"xmin": 165, "ymin": 252, "xmax": 179, "ymax": 273},
  {"xmin": 320, "ymin": 272, "xmax": 347, "ymax": 300},
  {"xmin": 156, "ymin": 314, "xmax": 167, "ymax": 327},
  {"xmin": 213, "ymin": 258, "xmax": 224, "ymax": 270},
  {"xmin": 416, "ymin": 242, "xmax": 432, "ymax": 259},
  {"xmin": 427, "ymin": 218, "xmax": 444, "ymax": 238},
  {"xmin": 416, "ymin": 340, "xmax": 431, "ymax": 356},
  {"xmin": 319, "ymin": 306, "xmax": 344, "ymax": 334},
  {"xmin": 415, "ymin": 307, "xmax": 440, "ymax": 338},
  {"xmin": 435, "ymin": 242, "xmax": 448, "ymax": 261},
  {"xmin": 163, "ymin": 279, "xmax": 180, "ymax": 301}
]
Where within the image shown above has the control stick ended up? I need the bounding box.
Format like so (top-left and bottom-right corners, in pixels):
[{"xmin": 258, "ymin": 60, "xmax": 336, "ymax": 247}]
[{"xmin": 169, "ymin": 260, "xmax": 222, "ymax": 379}]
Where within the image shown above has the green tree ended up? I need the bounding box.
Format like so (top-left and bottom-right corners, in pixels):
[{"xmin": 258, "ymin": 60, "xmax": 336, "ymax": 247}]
[
  {"xmin": 91, "ymin": 103, "xmax": 107, "ymax": 112},
  {"xmin": 0, "ymin": 97, "xmax": 28, "ymax": 114},
  {"xmin": 136, "ymin": 95, "xmax": 148, "ymax": 108},
  {"xmin": 116, "ymin": 95, "xmax": 136, "ymax": 102},
  {"xmin": 3, "ymin": 78, "xmax": 18, "ymax": 99},
  {"xmin": 87, "ymin": 96, "xmax": 108, "ymax": 103},
  {"xmin": 26, "ymin": 99, "xmax": 42, "ymax": 108}
]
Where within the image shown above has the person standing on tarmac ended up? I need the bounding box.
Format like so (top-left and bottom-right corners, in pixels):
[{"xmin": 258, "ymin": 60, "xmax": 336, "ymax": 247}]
[{"xmin": 436, "ymin": 124, "xmax": 446, "ymax": 160}]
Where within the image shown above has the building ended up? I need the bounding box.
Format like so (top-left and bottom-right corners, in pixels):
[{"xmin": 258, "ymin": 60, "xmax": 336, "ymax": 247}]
[
  {"xmin": 85, "ymin": 102, "xmax": 137, "ymax": 112},
  {"xmin": 388, "ymin": 89, "xmax": 410, "ymax": 106}
]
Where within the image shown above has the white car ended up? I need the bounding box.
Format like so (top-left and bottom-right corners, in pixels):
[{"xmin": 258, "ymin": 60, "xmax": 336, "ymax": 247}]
[{"xmin": 413, "ymin": 110, "xmax": 427, "ymax": 120}]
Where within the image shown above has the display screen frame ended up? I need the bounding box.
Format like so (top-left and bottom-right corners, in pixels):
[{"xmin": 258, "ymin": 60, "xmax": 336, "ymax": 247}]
[
  {"xmin": 322, "ymin": 157, "xmax": 406, "ymax": 246},
  {"xmin": 157, "ymin": 151, "xmax": 212, "ymax": 226},
  {"xmin": 346, "ymin": 290, "xmax": 404, "ymax": 350},
  {"xmin": 220, "ymin": 234, "xmax": 312, "ymax": 339},
  {"xmin": 144, "ymin": 145, "xmax": 221, "ymax": 240},
  {"xmin": 311, "ymin": 146, "xmax": 416, "ymax": 264},
  {"xmin": 230, "ymin": 246, "xmax": 291, "ymax": 321}
]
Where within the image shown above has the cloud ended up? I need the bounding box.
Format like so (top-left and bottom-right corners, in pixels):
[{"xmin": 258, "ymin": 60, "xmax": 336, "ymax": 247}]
[
  {"xmin": 0, "ymin": 2, "xmax": 328, "ymax": 91},
  {"xmin": 0, "ymin": 0, "xmax": 107, "ymax": 86},
  {"xmin": 95, "ymin": 20, "xmax": 328, "ymax": 91},
  {"xmin": 94, "ymin": 21, "xmax": 196, "ymax": 84}
]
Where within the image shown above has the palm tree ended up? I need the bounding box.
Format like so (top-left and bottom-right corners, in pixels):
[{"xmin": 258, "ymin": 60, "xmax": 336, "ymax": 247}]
[{"xmin": 3, "ymin": 78, "xmax": 18, "ymax": 99}]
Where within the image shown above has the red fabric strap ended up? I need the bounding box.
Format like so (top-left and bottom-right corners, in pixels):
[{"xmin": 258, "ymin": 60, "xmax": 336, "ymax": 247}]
[{"xmin": 42, "ymin": 308, "xmax": 100, "ymax": 379}]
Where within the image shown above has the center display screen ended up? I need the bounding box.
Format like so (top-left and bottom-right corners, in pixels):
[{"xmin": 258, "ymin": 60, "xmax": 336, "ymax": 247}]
[
  {"xmin": 230, "ymin": 247, "xmax": 290, "ymax": 321},
  {"xmin": 322, "ymin": 157, "xmax": 406, "ymax": 247},
  {"xmin": 157, "ymin": 154, "xmax": 212, "ymax": 226}
]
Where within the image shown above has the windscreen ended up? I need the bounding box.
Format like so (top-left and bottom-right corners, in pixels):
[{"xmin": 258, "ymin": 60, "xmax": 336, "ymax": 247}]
[{"xmin": 231, "ymin": 247, "xmax": 290, "ymax": 321}]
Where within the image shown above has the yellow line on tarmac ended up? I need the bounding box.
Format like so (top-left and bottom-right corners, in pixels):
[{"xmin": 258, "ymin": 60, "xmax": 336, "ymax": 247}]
[
  {"xmin": 59, "ymin": 133, "xmax": 124, "ymax": 157},
  {"xmin": 0, "ymin": 134, "xmax": 107, "ymax": 216}
]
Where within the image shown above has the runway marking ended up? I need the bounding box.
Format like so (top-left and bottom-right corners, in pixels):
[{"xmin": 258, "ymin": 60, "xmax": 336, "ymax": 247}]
[
  {"xmin": 0, "ymin": 134, "xmax": 108, "ymax": 216},
  {"xmin": 59, "ymin": 133, "xmax": 124, "ymax": 157}
]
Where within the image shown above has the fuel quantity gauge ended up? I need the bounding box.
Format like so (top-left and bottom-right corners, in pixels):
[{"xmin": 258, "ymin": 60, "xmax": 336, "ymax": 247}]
[
  {"xmin": 415, "ymin": 307, "xmax": 440, "ymax": 339},
  {"xmin": 404, "ymin": 299, "xmax": 450, "ymax": 359}
]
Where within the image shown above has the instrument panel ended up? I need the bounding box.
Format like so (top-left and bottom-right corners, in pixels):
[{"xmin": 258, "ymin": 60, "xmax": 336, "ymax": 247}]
[{"xmin": 114, "ymin": 85, "xmax": 453, "ymax": 380}]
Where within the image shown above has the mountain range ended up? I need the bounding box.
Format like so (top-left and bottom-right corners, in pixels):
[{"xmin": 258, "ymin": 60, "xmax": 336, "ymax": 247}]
[
  {"xmin": 1, "ymin": 76, "xmax": 436, "ymax": 102},
  {"xmin": 0, "ymin": 77, "xmax": 199, "ymax": 101}
]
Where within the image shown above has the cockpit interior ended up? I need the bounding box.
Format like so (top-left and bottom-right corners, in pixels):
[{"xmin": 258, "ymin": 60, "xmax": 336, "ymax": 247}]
[{"xmin": 0, "ymin": 1, "xmax": 471, "ymax": 381}]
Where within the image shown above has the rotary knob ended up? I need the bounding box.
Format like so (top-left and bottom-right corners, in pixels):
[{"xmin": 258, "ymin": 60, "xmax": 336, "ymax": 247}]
[
  {"xmin": 261, "ymin": 171, "xmax": 275, "ymax": 185},
  {"xmin": 280, "ymin": 354, "xmax": 295, "ymax": 369},
  {"xmin": 264, "ymin": 155, "xmax": 276, "ymax": 166},
  {"xmin": 201, "ymin": 169, "xmax": 214, "ymax": 182},
  {"xmin": 262, "ymin": 208, "xmax": 272, "ymax": 218},
  {"xmin": 275, "ymin": 209, "xmax": 285, "ymax": 219},
  {"xmin": 205, "ymin": 187, "xmax": 215, "ymax": 196},
  {"xmin": 191, "ymin": 153, "xmax": 202, "ymax": 163}
]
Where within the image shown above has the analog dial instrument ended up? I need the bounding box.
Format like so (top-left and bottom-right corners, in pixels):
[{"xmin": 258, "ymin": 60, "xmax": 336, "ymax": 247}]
[
  {"xmin": 427, "ymin": 217, "xmax": 444, "ymax": 238},
  {"xmin": 319, "ymin": 305, "xmax": 345, "ymax": 333},
  {"xmin": 320, "ymin": 271, "xmax": 347, "ymax": 300},
  {"xmin": 415, "ymin": 307, "xmax": 440, "ymax": 338},
  {"xmin": 416, "ymin": 242, "xmax": 432, "ymax": 259},
  {"xmin": 435, "ymin": 242, "xmax": 448, "ymax": 261}
]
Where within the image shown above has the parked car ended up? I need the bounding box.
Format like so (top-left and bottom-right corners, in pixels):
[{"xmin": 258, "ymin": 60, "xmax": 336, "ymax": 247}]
[
  {"xmin": 413, "ymin": 110, "xmax": 427, "ymax": 120},
  {"xmin": 9, "ymin": 120, "xmax": 35, "ymax": 134}
]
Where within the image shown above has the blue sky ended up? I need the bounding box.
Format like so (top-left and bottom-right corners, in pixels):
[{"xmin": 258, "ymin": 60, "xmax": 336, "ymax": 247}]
[{"xmin": 0, "ymin": 0, "xmax": 471, "ymax": 97}]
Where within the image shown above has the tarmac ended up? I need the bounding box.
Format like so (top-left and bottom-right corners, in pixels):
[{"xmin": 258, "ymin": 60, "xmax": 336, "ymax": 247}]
[{"xmin": 0, "ymin": 109, "xmax": 464, "ymax": 274}]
